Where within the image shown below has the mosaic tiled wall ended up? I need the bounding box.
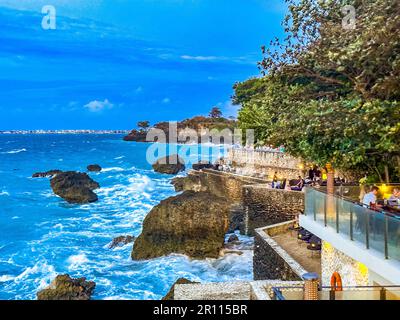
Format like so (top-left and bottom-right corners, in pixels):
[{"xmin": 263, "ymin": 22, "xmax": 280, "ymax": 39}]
[{"xmin": 321, "ymin": 241, "xmax": 369, "ymax": 287}]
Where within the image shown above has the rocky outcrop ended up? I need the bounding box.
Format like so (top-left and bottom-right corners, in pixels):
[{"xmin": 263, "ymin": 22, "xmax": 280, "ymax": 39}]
[
  {"xmin": 109, "ymin": 235, "xmax": 135, "ymax": 249},
  {"xmin": 162, "ymin": 278, "xmax": 198, "ymax": 300},
  {"xmin": 124, "ymin": 116, "xmax": 237, "ymax": 143},
  {"xmin": 37, "ymin": 274, "xmax": 96, "ymax": 300},
  {"xmin": 32, "ymin": 170, "xmax": 63, "ymax": 178},
  {"xmin": 171, "ymin": 176, "xmax": 206, "ymax": 193},
  {"xmin": 152, "ymin": 155, "xmax": 185, "ymax": 175},
  {"xmin": 131, "ymin": 191, "xmax": 231, "ymax": 260},
  {"xmin": 87, "ymin": 164, "xmax": 102, "ymax": 172},
  {"xmin": 123, "ymin": 130, "xmax": 148, "ymax": 142},
  {"xmin": 192, "ymin": 162, "xmax": 215, "ymax": 171},
  {"xmin": 50, "ymin": 171, "xmax": 100, "ymax": 204}
]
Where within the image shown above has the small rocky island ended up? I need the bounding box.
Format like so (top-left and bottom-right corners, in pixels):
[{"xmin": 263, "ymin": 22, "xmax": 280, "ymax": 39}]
[
  {"xmin": 87, "ymin": 164, "xmax": 102, "ymax": 172},
  {"xmin": 32, "ymin": 168, "xmax": 101, "ymax": 204},
  {"xmin": 123, "ymin": 109, "xmax": 236, "ymax": 143},
  {"xmin": 50, "ymin": 171, "xmax": 100, "ymax": 204}
]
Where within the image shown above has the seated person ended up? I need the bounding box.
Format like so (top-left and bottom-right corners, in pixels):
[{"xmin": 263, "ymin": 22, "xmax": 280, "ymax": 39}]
[
  {"xmin": 291, "ymin": 176, "xmax": 305, "ymax": 191},
  {"xmin": 389, "ymin": 188, "xmax": 400, "ymax": 205},
  {"xmin": 362, "ymin": 186, "xmax": 381, "ymax": 208},
  {"xmin": 272, "ymin": 172, "xmax": 280, "ymax": 189}
]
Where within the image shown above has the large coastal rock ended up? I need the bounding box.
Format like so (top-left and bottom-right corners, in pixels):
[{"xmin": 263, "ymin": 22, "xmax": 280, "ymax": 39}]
[
  {"xmin": 32, "ymin": 170, "xmax": 63, "ymax": 178},
  {"xmin": 50, "ymin": 171, "xmax": 100, "ymax": 204},
  {"xmin": 132, "ymin": 191, "xmax": 231, "ymax": 260},
  {"xmin": 87, "ymin": 164, "xmax": 102, "ymax": 172},
  {"xmin": 162, "ymin": 278, "xmax": 198, "ymax": 300},
  {"xmin": 152, "ymin": 155, "xmax": 185, "ymax": 175},
  {"xmin": 37, "ymin": 274, "xmax": 96, "ymax": 300}
]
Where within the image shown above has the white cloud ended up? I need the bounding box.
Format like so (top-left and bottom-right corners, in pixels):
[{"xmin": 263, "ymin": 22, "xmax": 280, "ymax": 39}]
[
  {"xmin": 84, "ymin": 99, "xmax": 114, "ymax": 112},
  {"xmin": 180, "ymin": 54, "xmax": 257, "ymax": 65},
  {"xmin": 181, "ymin": 55, "xmax": 219, "ymax": 61}
]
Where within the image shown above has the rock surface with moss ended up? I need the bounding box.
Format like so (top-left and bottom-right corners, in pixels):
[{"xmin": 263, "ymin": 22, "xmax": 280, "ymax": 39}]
[
  {"xmin": 131, "ymin": 191, "xmax": 231, "ymax": 260},
  {"xmin": 152, "ymin": 155, "xmax": 185, "ymax": 175},
  {"xmin": 50, "ymin": 171, "xmax": 100, "ymax": 204},
  {"xmin": 162, "ymin": 278, "xmax": 198, "ymax": 300},
  {"xmin": 37, "ymin": 274, "xmax": 96, "ymax": 300}
]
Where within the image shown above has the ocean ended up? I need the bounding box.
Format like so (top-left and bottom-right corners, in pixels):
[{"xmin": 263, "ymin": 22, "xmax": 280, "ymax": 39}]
[{"xmin": 0, "ymin": 134, "xmax": 253, "ymax": 300}]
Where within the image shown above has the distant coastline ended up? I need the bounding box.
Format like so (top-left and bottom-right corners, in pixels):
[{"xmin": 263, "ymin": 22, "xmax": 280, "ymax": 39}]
[{"xmin": 0, "ymin": 130, "xmax": 130, "ymax": 135}]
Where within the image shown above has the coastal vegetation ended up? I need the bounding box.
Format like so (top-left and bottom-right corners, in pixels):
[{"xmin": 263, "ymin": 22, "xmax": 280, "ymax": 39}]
[{"xmin": 235, "ymin": 0, "xmax": 400, "ymax": 183}]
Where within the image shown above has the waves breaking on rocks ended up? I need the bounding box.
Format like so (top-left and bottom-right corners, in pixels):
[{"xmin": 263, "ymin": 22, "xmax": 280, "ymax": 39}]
[{"xmin": 0, "ymin": 135, "xmax": 253, "ymax": 300}]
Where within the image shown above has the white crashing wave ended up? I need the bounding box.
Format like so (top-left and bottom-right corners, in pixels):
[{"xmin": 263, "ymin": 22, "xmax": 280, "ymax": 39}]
[
  {"xmin": 67, "ymin": 253, "xmax": 89, "ymax": 271},
  {"xmin": 0, "ymin": 191, "xmax": 9, "ymax": 196},
  {"xmin": 0, "ymin": 275, "xmax": 16, "ymax": 282},
  {"xmin": 1, "ymin": 148, "xmax": 27, "ymax": 154},
  {"xmin": 101, "ymin": 167, "xmax": 125, "ymax": 173}
]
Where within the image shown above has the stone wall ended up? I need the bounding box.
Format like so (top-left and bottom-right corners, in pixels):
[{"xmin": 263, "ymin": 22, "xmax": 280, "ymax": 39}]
[
  {"xmin": 183, "ymin": 169, "xmax": 268, "ymax": 203},
  {"xmin": 227, "ymin": 149, "xmax": 301, "ymax": 169},
  {"xmin": 254, "ymin": 222, "xmax": 307, "ymax": 281},
  {"xmin": 225, "ymin": 149, "xmax": 304, "ymax": 180},
  {"xmin": 173, "ymin": 280, "xmax": 305, "ymax": 300},
  {"xmin": 321, "ymin": 241, "xmax": 369, "ymax": 287},
  {"xmin": 243, "ymin": 186, "xmax": 305, "ymax": 235}
]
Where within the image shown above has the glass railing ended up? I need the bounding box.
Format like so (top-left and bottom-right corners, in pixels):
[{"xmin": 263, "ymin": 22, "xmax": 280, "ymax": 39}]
[
  {"xmin": 304, "ymin": 188, "xmax": 400, "ymax": 262},
  {"xmin": 273, "ymin": 286, "xmax": 400, "ymax": 300}
]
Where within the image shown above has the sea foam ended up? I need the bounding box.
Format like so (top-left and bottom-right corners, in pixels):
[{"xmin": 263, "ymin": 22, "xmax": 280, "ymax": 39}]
[{"xmin": 2, "ymin": 148, "xmax": 27, "ymax": 154}]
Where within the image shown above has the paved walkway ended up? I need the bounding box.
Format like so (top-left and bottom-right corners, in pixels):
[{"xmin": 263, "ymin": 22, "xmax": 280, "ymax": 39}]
[{"xmin": 273, "ymin": 231, "xmax": 322, "ymax": 276}]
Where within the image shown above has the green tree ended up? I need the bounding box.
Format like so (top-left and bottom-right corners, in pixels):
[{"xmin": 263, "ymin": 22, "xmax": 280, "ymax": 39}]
[
  {"xmin": 137, "ymin": 121, "xmax": 150, "ymax": 132},
  {"xmin": 209, "ymin": 107, "xmax": 222, "ymax": 119},
  {"xmin": 237, "ymin": 0, "xmax": 400, "ymax": 182}
]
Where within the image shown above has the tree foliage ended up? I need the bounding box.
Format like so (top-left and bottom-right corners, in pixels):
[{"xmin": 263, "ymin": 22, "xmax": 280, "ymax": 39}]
[
  {"xmin": 236, "ymin": 0, "xmax": 400, "ymax": 182},
  {"xmin": 137, "ymin": 121, "xmax": 150, "ymax": 132},
  {"xmin": 209, "ymin": 107, "xmax": 223, "ymax": 119}
]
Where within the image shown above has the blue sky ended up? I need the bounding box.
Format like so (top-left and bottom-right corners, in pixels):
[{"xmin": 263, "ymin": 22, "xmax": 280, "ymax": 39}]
[{"xmin": 0, "ymin": 0, "xmax": 287, "ymax": 130}]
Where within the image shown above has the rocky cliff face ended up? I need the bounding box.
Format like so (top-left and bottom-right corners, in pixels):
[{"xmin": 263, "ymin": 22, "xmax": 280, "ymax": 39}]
[{"xmin": 131, "ymin": 191, "xmax": 231, "ymax": 260}]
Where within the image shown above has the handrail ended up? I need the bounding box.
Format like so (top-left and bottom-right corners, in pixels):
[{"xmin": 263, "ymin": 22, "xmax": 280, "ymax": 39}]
[
  {"xmin": 272, "ymin": 285, "xmax": 400, "ymax": 290},
  {"xmin": 271, "ymin": 285, "xmax": 400, "ymax": 300}
]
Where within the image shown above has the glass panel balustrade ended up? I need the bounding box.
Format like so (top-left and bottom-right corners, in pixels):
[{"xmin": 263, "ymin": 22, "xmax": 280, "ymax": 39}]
[{"xmin": 304, "ymin": 188, "xmax": 400, "ymax": 262}]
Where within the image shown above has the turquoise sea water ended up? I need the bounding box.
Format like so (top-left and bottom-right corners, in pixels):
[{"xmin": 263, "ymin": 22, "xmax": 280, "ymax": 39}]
[{"xmin": 0, "ymin": 134, "xmax": 253, "ymax": 300}]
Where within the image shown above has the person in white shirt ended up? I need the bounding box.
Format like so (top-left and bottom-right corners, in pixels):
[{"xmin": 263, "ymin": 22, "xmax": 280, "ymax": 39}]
[
  {"xmin": 362, "ymin": 186, "xmax": 380, "ymax": 208},
  {"xmin": 389, "ymin": 188, "xmax": 400, "ymax": 205}
]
